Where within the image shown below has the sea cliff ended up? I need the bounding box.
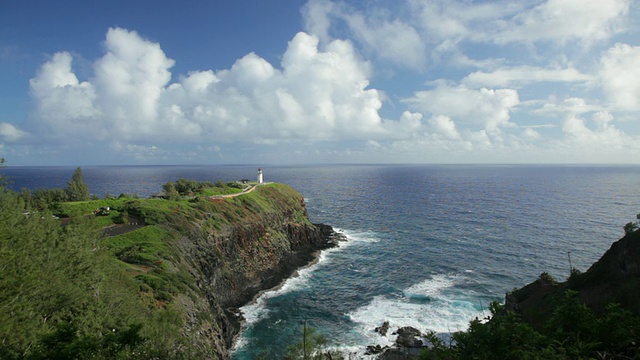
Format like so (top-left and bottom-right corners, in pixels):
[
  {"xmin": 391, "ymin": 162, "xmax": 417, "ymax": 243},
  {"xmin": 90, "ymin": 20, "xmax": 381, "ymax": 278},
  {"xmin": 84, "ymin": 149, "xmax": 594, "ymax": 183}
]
[
  {"xmin": 153, "ymin": 183, "xmax": 341, "ymax": 358},
  {"xmin": 166, "ymin": 184, "xmax": 340, "ymax": 358}
]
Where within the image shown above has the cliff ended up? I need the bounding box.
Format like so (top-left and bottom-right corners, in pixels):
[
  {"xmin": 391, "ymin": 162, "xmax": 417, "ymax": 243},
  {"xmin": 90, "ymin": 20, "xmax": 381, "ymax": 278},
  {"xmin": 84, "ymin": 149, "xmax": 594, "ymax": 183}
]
[
  {"xmin": 162, "ymin": 185, "xmax": 339, "ymax": 358},
  {"xmin": 506, "ymin": 229, "xmax": 640, "ymax": 329},
  {"xmin": 146, "ymin": 184, "xmax": 340, "ymax": 358}
]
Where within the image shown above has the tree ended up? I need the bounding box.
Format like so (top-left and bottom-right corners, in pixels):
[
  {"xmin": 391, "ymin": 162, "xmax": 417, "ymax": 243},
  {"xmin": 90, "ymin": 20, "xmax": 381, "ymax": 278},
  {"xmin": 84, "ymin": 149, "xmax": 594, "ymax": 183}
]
[
  {"xmin": 161, "ymin": 182, "xmax": 181, "ymax": 201},
  {"xmin": 66, "ymin": 167, "xmax": 90, "ymax": 201},
  {"xmin": 0, "ymin": 158, "xmax": 6, "ymax": 187},
  {"xmin": 285, "ymin": 322, "xmax": 343, "ymax": 360},
  {"xmin": 624, "ymin": 221, "xmax": 639, "ymax": 235}
]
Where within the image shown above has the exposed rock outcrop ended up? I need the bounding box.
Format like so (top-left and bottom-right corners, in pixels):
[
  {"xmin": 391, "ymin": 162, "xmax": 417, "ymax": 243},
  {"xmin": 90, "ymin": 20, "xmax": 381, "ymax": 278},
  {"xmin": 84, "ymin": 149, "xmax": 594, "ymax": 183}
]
[
  {"xmin": 374, "ymin": 321, "xmax": 390, "ymax": 336},
  {"xmin": 392, "ymin": 327, "xmax": 423, "ymax": 348}
]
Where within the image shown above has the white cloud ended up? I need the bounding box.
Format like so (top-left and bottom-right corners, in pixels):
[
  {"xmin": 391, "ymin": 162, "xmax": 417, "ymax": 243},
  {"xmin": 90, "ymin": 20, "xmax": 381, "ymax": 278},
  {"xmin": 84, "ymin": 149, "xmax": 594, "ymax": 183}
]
[
  {"xmin": 428, "ymin": 115, "xmax": 460, "ymax": 140},
  {"xmin": 302, "ymin": 0, "xmax": 335, "ymax": 45},
  {"xmin": 533, "ymin": 97, "xmax": 632, "ymax": 157},
  {"xmin": 341, "ymin": 14, "xmax": 426, "ymax": 71},
  {"xmin": 303, "ymin": 0, "xmax": 631, "ymax": 72},
  {"xmin": 493, "ymin": 0, "xmax": 631, "ymax": 44},
  {"xmin": 599, "ymin": 43, "xmax": 640, "ymax": 111},
  {"xmin": 93, "ymin": 28, "xmax": 175, "ymax": 137},
  {"xmin": 18, "ymin": 2, "xmax": 640, "ymax": 165},
  {"xmin": 29, "ymin": 28, "xmax": 396, "ymax": 146},
  {"xmin": 29, "ymin": 52, "xmax": 99, "ymax": 136},
  {"xmin": 403, "ymin": 83, "xmax": 520, "ymax": 133},
  {"xmin": 410, "ymin": 0, "xmax": 520, "ymax": 42},
  {"xmin": 533, "ymin": 97, "xmax": 603, "ymax": 116},
  {"xmin": 303, "ymin": 0, "xmax": 426, "ymax": 70},
  {"xmin": 0, "ymin": 123, "xmax": 27, "ymax": 141},
  {"xmin": 463, "ymin": 66, "xmax": 592, "ymax": 88}
]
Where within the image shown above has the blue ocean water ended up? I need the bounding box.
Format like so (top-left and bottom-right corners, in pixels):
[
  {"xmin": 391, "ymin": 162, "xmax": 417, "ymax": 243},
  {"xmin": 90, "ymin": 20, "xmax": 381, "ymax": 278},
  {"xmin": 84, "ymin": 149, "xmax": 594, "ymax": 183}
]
[{"xmin": 4, "ymin": 164, "xmax": 640, "ymax": 357}]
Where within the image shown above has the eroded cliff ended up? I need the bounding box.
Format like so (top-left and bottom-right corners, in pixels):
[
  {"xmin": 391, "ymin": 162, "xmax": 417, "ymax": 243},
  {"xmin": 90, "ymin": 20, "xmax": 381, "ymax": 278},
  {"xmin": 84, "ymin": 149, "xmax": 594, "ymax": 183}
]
[{"xmin": 142, "ymin": 184, "xmax": 339, "ymax": 359}]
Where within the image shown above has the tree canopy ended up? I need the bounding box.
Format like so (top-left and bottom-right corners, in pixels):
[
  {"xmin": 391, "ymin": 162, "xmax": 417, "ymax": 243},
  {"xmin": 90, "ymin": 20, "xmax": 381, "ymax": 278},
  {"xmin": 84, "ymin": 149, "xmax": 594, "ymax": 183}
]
[{"xmin": 66, "ymin": 167, "xmax": 90, "ymax": 201}]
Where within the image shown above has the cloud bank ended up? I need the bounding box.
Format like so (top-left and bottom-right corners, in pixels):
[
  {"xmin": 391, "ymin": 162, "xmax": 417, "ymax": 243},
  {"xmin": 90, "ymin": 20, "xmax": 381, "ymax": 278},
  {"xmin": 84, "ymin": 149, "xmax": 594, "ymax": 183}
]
[{"xmin": 7, "ymin": 0, "xmax": 640, "ymax": 164}]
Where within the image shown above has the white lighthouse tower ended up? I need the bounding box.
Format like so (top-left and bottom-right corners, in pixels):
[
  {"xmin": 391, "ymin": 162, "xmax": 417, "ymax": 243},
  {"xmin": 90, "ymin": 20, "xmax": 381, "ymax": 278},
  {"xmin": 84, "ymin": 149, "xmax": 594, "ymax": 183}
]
[{"xmin": 257, "ymin": 168, "xmax": 263, "ymax": 184}]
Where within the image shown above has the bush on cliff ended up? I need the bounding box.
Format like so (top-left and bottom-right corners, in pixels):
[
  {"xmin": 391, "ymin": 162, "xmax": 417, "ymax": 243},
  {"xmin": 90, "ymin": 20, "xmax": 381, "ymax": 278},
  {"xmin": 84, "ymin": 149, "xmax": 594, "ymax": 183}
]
[{"xmin": 440, "ymin": 292, "xmax": 640, "ymax": 360}]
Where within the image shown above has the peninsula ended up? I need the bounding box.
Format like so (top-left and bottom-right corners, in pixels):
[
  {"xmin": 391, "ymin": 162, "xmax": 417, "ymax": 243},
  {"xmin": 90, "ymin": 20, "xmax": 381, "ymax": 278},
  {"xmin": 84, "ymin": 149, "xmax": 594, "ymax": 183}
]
[{"xmin": 0, "ymin": 175, "xmax": 341, "ymax": 359}]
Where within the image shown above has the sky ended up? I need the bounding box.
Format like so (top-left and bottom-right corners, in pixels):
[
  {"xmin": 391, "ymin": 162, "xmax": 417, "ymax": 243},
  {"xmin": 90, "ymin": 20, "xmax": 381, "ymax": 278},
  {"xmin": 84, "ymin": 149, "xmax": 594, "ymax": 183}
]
[{"xmin": 1, "ymin": 0, "xmax": 640, "ymax": 166}]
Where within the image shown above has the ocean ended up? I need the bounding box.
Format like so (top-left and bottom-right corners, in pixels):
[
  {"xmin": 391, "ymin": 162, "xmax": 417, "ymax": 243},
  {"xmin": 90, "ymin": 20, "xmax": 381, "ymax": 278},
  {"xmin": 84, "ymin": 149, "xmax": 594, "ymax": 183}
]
[{"xmin": 4, "ymin": 164, "xmax": 640, "ymax": 357}]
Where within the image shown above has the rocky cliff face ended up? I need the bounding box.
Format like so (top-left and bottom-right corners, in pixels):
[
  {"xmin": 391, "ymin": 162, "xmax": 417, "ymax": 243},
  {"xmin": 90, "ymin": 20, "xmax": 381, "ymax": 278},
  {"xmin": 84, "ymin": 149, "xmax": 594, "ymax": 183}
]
[
  {"xmin": 164, "ymin": 184, "xmax": 339, "ymax": 359},
  {"xmin": 506, "ymin": 229, "xmax": 640, "ymax": 329}
]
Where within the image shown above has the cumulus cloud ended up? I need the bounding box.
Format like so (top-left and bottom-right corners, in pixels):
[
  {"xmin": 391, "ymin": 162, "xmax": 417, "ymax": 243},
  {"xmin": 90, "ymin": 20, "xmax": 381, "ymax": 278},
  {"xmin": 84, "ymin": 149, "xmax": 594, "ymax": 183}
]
[
  {"xmin": 599, "ymin": 43, "xmax": 640, "ymax": 111},
  {"xmin": 20, "ymin": 5, "xmax": 640, "ymax": 165},
  {"xmin": 428, "ymin": 115, "xmax": 460, "ymax": 140},
  {"xmin": 302, "ymin": 0, "xmax": 334, "ymax": 45},
  {"xmin": 29, "ymin": 28, "xmax": 396, "ymax": 146},
  {"xmin": 403, "ymin": 83, "xmax": 520, "ymax": 133},
  {"xmin": 0, "ymin": 123, "xmax": 26, "ymax": 141},
  {"xmin": 29, "ymin": 52, "xmax": 99, "ymax": 136}
]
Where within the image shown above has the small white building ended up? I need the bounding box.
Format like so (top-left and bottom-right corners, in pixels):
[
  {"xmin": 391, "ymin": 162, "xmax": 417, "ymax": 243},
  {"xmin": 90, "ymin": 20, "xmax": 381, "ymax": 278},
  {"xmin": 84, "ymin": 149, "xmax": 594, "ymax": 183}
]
[{"xmin": 257, "ymin": 168, "xmax": 264, "ymax": 184}]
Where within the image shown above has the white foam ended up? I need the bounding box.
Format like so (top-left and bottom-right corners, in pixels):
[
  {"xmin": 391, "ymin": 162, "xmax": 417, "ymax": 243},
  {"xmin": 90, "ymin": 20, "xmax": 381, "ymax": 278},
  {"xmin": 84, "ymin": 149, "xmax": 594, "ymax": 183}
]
[
  {"xmin": 347, "ymin": 274, "xmax": 488, "ymax": 348},
  {"xmin": 237, "ymin": 229, "xmax": 373, "ymax": 326},
  {"xmin": 234, "ymin": 228, "xmax": 384, "ymax": 353}
]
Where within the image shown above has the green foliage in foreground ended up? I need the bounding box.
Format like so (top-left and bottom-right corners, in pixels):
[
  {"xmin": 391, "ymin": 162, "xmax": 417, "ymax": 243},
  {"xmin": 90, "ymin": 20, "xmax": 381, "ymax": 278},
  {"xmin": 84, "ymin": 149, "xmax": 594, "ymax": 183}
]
[
  {"xmin": 0, "ymin": 166, "xmax": 212, "ymax": 358},
  {"xmin": 0, "ymin": 188, "xmax": 192, "ymax": 358},
  {"xmin": 418, "ymin": 292, "xmax": 640, "ymax": 360}
]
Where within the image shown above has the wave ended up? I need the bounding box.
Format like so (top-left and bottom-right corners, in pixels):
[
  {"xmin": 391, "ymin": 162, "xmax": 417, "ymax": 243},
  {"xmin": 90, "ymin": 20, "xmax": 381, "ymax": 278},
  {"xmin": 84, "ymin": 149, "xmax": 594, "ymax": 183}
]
[
  {"xmin": 233, "ymin": 228, "xmax": 381, "ymax": 353},
  {"xmin": 239, "ymin": 228, "xmax": 380, "ymax": 318},
  {"xmin": 346, "ymin": 274, "xmax": 488, "ymax": 349}
]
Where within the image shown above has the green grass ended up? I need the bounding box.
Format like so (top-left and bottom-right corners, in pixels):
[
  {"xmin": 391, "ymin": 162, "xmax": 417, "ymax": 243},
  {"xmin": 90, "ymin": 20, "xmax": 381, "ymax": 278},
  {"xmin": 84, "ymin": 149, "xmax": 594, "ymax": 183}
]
[
  {"xmin": 54, "ymin": 198, "xmax": 129, "ymax": 217},
  {"xmin": 198, "ymin": 187, "xmax": 244, "ymax": 196},
  {"xmin": 101, "ymin": 226, "xmax": 171, "ymax": 266}
]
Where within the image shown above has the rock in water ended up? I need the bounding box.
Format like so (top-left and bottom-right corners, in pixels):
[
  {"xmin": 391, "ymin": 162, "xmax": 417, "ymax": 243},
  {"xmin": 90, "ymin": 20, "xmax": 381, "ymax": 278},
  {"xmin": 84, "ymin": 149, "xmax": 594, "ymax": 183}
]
[
  {"xmin": 374, "ymin": 321, "xmax": 390, "ymax": 336},
  {"xmin": 393, "ymin": 327, "xmax": 424, "ymax": 348}
]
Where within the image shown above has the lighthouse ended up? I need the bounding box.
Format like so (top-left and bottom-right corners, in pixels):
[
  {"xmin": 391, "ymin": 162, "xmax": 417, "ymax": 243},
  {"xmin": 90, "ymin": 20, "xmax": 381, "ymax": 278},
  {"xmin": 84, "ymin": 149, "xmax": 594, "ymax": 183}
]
[{"xmin": 257, "ymin": 168, "xmax": 263, "ymax": 184}]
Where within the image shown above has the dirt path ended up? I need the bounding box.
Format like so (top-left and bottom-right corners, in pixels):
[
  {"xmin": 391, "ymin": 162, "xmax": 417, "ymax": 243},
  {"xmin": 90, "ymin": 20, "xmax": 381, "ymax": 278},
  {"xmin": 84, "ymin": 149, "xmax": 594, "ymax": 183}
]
[{"xmin": 207, "ymin": 183, "xmax": 268, "ymax": 200}]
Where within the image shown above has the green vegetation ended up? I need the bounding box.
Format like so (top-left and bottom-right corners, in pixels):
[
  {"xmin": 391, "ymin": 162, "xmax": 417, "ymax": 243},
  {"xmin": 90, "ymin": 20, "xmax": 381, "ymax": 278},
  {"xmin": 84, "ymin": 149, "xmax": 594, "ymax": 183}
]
[
  {"xmin": 0, "ymin": 160, "xmax": 314, "ymax": 358},
  {"xmin": 66, "ymin": 167, "xmax": 90, "ymax": 201},
  {"xmin": 162, "ymin": 178, "xmax": 244, "ymax": 198},
  {"xmin": 624, "ymin": 213, "xmax": 640, "ymax": 234},
  {"xmin": 0, "ymin": 163, "xmax": 196, "ymax": 359},
  {"xmin": 16, "ymin": 166, "xmax": 90, "ymax": 210},
  {"xmin": 283, "ymin": 322, "xmax": 344, "ymax": 360},
  {"xmin": 417, "ymin": 291, "xmax": 640, "ymax": 360}
]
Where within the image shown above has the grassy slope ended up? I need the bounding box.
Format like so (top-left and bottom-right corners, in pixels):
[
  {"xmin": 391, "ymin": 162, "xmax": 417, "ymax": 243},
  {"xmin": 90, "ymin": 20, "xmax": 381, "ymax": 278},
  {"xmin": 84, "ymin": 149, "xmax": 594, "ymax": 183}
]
[{"xmin": 1, "ymin": 183, "xmax": 309, "ymax": 359}]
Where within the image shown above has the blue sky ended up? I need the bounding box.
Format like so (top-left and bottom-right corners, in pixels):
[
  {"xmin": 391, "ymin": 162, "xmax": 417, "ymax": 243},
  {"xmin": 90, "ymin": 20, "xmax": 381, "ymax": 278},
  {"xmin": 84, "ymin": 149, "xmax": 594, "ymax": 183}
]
[{"xmin": 1, "ymin": 0, "xmax": 639, "ymax": 165}]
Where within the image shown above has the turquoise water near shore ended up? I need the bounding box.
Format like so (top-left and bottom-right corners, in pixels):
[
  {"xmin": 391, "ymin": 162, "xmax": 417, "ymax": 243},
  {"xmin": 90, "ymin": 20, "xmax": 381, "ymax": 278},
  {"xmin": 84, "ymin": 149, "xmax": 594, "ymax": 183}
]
[{"xmin": 6, "ymin": 164, "xmax": 640, "ymax": 357}]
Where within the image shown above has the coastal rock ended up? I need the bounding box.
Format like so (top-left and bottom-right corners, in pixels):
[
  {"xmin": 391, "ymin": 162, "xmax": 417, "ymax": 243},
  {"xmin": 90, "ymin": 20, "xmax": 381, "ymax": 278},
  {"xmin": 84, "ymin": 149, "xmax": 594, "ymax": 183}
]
[
  {"xmin": 374, "ymin": 321, "xmax": 390, "ymax": 336},
  {"xmin": 365, "ymin": 344, "xmax": 388, "ymax": 355},
  {"xmin": 393, "ymin": 327, "xmax": 424, "ymax": 348}
]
